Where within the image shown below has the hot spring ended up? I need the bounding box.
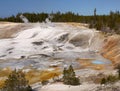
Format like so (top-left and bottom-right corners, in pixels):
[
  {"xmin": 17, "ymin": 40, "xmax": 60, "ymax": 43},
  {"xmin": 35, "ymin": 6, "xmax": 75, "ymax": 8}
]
[{"xmin": 0, "ymin": 16, "xmax": 112, "ymax": 70}]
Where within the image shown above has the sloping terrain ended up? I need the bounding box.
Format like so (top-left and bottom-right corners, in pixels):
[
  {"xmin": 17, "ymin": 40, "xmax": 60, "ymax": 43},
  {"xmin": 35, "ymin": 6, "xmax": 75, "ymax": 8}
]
[
  {"xmin": 0, "ymin": 22, "xmax": 34, "ymax": 39},
  {"xmin": 0, "ymin": 22, "xmax": 120, "ymax": 91},
  {"xmin": 0, "ymin": 22, "xmax": 111, "ymax": 70},
  {"xmin": 101, "ymin": 35, "xmax": 120, "ymax": 66}
]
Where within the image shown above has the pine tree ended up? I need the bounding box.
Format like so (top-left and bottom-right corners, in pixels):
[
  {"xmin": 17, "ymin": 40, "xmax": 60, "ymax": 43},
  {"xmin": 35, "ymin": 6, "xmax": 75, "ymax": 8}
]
[
  {"xmin": 63, "ymin": 65, "xmax": 80, "ymax": 85},
  {"xmin": 101, "ymin": 78, "xmax": 107, "ymax": 85},
  {"xmin": 94, "ymin": 8, "xmax": 97, "ymax": 24},
  {"xmin": 1, "ymin": 69, "xmax": 32, "ymax": 91}
]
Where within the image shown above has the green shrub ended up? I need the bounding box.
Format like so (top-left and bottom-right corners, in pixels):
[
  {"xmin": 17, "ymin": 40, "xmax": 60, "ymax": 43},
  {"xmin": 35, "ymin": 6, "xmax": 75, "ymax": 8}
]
[
  {"xmin": 101, "ymin": 78, "xmax": 107, "ymax": 85},
  {"xmin": 101, "ymin": 75, "xmax": 118, "ymax": 85},
  {"xmin": 63, "ymin": 65, "xmax": 80, "ymax": 85},
  {"xmin": 1, "ymin": 69, "xmax": 32, "ymax": 91},
  {"xmin": 115, "ymin": 64, "xmax": 120, "ymax": 79},
  {"xmin": 41, "ymin": 80, "xmax": 49, "ymax": 85}
]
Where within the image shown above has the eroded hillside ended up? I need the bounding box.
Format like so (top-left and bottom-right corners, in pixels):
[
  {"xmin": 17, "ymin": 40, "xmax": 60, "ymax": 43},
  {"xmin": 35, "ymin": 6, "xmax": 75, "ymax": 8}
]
[{"xmin": 101, "ymin": 35, "xmax": 120, "ymax": 66}]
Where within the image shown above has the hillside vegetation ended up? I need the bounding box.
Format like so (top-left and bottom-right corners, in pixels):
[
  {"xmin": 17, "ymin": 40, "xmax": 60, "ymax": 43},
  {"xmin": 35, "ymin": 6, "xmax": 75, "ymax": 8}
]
[{"xmin": 1, "ymin": 10, "xmax": 120, "ymax": 34}]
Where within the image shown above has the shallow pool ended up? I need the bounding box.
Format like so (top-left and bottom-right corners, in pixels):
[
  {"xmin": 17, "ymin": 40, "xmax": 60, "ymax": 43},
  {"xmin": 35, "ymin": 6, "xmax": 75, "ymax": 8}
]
[{"xmin": 92, "ymin": 60, "xmax": 111, "ymax": 65}]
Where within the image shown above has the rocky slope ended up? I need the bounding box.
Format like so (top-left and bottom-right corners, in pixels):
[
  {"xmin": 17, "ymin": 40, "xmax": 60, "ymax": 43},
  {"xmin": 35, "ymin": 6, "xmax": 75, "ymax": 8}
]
[{"xmin": 101, "ymin": 35, "xmax": 120, "ymax": 66}]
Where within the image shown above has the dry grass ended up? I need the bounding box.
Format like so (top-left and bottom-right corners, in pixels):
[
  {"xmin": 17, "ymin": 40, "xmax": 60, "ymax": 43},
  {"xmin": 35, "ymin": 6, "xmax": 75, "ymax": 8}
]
[
  {"xmin": 26, "ymin": 68, "xmax": 61, "ymax": 84},
  {"xmin": 0, "ymin": 67, "xmax": 12, "ymax": 77},
  {"xmin": 0, "ymin": 68, "xmax": 61, "ymax": 88},
  {"xmin": 0, "ymin": 68, "xmax": 12, "ymax": 88},
  {"xmin": 66, "ymin": 22, "xmax": 89, "ymax": 28},
  {"xmin": 0, "ymin": 79, "xmax": 5, "ymax": 89}
]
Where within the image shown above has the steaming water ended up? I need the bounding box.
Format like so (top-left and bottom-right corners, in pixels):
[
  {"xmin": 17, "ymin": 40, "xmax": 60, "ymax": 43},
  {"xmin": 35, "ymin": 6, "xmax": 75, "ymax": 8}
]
[
  {"xmin": 0, "ymin": 18, "xmax": 111, "ymax": 70},
  {"xmin": 20, "ymin": 15, "xmax": 29, "ymax": 23}
]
